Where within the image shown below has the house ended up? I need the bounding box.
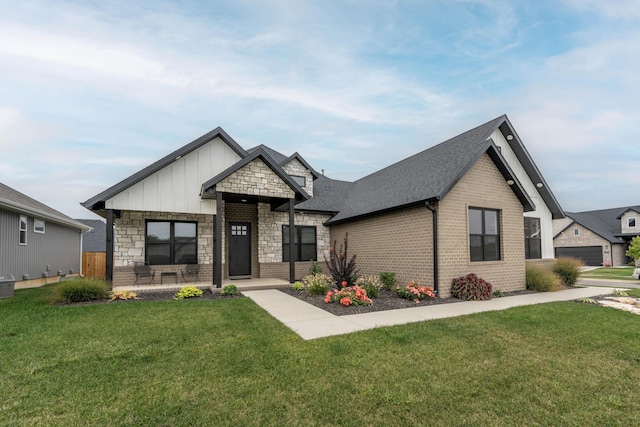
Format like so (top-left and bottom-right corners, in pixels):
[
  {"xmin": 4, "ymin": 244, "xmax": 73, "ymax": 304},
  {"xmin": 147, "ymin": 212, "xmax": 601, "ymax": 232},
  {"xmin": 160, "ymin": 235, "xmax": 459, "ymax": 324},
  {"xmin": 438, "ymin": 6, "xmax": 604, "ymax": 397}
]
[
  {"xmin": 82, "ymin": 115, "xmax": 563, "ymax": 297},
  {"xmin": 553, "ymin": 206, "xmax": 640, "ymax": 266},
  {"xmin": 0, "ymin": 182, "xmax": 90, "ymax": 288},
  {"xmin": 77, "ymin": 219, "xmax": 107, "ymax": 278}
]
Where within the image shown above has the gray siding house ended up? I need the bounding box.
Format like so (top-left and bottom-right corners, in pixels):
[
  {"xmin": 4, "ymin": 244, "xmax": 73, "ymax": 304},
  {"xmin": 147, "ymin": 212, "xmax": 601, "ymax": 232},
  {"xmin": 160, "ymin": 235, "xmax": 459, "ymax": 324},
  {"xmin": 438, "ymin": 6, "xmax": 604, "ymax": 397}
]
[{"xmin": 0, "ymin": 182, "xmax": 90, "ymax": 287}]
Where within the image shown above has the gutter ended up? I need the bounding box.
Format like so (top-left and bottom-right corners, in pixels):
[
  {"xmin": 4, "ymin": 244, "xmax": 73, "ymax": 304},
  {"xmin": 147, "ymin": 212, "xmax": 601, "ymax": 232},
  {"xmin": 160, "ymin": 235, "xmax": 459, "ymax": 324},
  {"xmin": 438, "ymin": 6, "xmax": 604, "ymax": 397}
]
[
  {"xmin": 425, "ymin": 200, "xmax": 439, "ymax": 295},
  {"xmin": 0, "ymin": 199, "xmax": 91, "ymax": 232}
]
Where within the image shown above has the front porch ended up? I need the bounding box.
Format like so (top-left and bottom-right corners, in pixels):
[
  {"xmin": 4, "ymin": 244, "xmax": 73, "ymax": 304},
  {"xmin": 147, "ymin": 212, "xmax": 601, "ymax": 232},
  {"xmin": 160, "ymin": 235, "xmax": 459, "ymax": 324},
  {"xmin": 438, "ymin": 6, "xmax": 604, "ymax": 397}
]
[{"xmin": 112, "ymin": 277, "xmax": 291, "ymax": 293}]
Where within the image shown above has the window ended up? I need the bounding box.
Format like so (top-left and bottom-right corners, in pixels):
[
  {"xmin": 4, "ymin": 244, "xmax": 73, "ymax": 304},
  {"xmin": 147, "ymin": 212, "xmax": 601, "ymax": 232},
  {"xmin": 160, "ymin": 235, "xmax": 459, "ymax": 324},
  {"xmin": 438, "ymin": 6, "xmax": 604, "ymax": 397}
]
[
  {"xmin": 290, "ymin": 175, "xmax": 306, "ymax": 187},
  {"xmin": 145, "ymin": 221, "xmax": 197, "ymax": 265},
  {"xmin": 34, "ymin": 219, "xmax": 45, "ymax": 234},
  {"xmin": 469, "ymin": 208, "xmax": 500, "ymax": 262},
  {"xmin": 573, "ymin": 228, "xmax": 580, "ymax": 236},
  {"xmin": 19, "ymin": 215, "xmax": 27, "ymax": 245},
  {"xmin": 629, "ymin": 218, "xmax": 636, "ymax": 228},
  {"xmin": 524, "ymin": 217, "xmax": 541, "ymax": 259},
  {"xmin": 282, "ymin": 225, "xmax": 317, "ymax": 262}
]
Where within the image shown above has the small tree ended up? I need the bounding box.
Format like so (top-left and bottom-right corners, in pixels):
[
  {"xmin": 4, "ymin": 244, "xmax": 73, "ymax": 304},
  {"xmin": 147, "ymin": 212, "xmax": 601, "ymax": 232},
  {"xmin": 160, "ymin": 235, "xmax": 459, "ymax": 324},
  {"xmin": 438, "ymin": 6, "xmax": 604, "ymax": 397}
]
[
  {"xmin": 324, "ymin": 233, "xmax": 358, "ymax": 288},
  {"xmin": 626, "ymin": 236, "xmax": 640, "ymax": 267}
]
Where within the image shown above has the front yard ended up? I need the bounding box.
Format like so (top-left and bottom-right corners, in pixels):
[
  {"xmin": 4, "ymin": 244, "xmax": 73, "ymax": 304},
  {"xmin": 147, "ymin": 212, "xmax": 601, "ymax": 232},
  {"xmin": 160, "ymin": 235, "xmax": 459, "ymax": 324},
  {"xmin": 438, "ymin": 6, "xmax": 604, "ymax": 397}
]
[
  {"xmin": 581, "ymin": 267, "xmax": 637, "ymax": 281},
  {"xmin": 1, "ymin": 285, "xmax": 640, "ymax": 426}
]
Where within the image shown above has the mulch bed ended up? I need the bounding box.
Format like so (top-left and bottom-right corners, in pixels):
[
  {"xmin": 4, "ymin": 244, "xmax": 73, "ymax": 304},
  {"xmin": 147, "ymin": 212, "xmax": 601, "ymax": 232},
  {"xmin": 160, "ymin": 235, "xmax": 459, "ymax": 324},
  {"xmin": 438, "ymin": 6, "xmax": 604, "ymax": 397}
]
[
  {"xmin": 58, "ymin": 289, "xmax": 244, "ymax": 305},
  {"xmin": 280, "ymin": 287, "xmax": 536, "ymax": 316}
]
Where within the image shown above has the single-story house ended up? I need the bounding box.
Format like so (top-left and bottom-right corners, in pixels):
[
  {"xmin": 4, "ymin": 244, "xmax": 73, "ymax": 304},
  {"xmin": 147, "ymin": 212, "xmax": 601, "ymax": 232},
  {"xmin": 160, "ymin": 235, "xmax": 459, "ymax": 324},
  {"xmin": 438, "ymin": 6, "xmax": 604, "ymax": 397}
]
[
  {"xmin": 82, "ymin": 114, "xmax": 563, "ymax": 297},
  {"xmin": 553, "ymin": 206, "xmax": 640, "ymax": 266},
  {"xmin": 77, "ymin": 219, "xmax": 107, "ymax": 278},
  {"xmin": 1, "ymin": 182, "xmax": 90, "ymax": 288}
]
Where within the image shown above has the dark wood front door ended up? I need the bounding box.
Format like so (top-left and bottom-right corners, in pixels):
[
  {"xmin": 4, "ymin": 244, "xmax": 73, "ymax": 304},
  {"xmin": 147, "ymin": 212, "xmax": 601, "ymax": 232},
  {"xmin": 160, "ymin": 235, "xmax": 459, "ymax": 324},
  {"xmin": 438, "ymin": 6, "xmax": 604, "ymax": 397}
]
[{"xmin": 229, "ymin": 222, "xmax": 251, "ymax": 276}]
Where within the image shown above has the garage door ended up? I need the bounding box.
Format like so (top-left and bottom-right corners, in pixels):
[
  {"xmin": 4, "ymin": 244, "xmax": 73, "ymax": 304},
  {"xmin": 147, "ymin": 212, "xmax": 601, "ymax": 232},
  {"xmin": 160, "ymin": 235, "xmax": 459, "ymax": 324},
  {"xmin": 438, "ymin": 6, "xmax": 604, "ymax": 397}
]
[{"xmin": 555, "ymin": 246, "xmax": 603, "ymax": 266}]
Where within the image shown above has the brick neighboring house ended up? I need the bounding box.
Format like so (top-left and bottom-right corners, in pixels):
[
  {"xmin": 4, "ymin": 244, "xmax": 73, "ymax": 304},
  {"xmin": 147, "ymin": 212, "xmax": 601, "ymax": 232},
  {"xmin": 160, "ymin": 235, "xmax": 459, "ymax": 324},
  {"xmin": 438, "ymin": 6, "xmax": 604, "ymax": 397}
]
[
  {"xmin": 82, "ymin": 115, "xmax": 563, "ymax": 297},
  {"xmin": 553, "ymin": 206, "xmax": 640, "ymax": 266}
]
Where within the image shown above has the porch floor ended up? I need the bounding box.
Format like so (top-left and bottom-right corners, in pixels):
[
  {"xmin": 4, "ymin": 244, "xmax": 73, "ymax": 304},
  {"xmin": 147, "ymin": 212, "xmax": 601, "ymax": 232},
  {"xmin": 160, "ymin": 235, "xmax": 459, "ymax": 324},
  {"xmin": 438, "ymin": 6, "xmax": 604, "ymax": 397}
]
[{"xmin": 112, "ymin": 277, "xmax": 291, "ymax": 293}]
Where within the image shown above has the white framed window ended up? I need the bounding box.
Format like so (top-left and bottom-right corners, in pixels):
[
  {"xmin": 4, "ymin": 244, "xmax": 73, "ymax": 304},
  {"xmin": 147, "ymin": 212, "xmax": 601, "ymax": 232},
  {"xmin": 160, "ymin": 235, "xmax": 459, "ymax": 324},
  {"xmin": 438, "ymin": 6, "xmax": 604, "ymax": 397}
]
[
  {"xmin": 573, "ymin": 228, "xmax": 580, "ymax": 236},
  {"xmin": 34, "ymin": 218, "xmax": 45, "ymax": 234},
  {"xmin": 629, "ymin": 218, "xmax": 636, "ymax": 228},
  {"xmin": 19, "ymin": 215, "xmax": 27, "ymax": 245}
]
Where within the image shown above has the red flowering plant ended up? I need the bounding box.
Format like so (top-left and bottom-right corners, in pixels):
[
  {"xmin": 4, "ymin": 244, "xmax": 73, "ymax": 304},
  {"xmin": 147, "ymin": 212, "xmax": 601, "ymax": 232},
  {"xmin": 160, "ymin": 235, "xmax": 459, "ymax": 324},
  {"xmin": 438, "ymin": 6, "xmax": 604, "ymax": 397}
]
[
  {"xmin": 324, "ymin": 233, "xmax": 358, "ymax": 288},
  {"xmin": 324, "ymin": 285, "xmax": 373, "ymax": 307},
  {"xmin": 395, "ymin": 281, "xmax": 436, "ymax": 303}
]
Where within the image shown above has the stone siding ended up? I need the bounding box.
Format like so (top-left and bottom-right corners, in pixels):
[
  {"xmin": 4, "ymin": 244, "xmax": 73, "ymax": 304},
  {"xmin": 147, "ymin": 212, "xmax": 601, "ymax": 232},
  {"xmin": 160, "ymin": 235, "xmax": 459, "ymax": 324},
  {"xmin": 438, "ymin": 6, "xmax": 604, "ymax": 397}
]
[
  {"xmin": 621, "ymin": 210, "xmax": 640, "ymax": 235},
  {"xmin": 437, "ymin": 154, "xmax": 526, "ymax": 297},
  {"xmin": 282, "ymin": 158, "xmax": 314, "ymax": 196},
  {"xmin": 217, "ymin": 158, "xmax": 295, "ymax": 199}
]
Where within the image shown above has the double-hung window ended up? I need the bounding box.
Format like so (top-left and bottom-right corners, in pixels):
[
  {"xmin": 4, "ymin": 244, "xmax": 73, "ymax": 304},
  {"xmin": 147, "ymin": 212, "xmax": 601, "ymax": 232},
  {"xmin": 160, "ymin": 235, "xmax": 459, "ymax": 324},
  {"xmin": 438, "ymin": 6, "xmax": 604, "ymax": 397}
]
[
  {"xmin": 146, "ymin": 221, "xmax": 197, "ymax": 265},
  {"xmin": 282, "ymin": 225, "xmax": 317, "ymax": 262},
  {"xmin": 524, "ymin": 217, "xmax": 542, "ymax": 259},
  {"xmin": 469, "ymin": 208, "xmax": 501, "ymax": 262},
  {"xmin": 19, "ymin": 215, "xmax": 27, "ymax": 245}
]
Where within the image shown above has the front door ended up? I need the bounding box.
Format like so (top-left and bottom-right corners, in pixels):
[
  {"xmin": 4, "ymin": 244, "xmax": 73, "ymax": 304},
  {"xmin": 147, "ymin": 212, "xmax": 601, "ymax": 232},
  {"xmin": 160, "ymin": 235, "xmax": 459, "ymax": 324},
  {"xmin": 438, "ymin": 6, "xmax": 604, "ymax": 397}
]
[{"xmin": 229, "ymin": 222, "xmax": 251, "ymax": 277}]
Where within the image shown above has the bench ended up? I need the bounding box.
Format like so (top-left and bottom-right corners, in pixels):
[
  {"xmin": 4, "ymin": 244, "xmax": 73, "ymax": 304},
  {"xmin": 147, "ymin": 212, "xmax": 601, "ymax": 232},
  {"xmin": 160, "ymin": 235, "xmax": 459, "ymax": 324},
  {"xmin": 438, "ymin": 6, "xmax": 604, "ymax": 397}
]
[{"xmin": 133, "ymin": 263, "xmax": 155, "ymax": 285}]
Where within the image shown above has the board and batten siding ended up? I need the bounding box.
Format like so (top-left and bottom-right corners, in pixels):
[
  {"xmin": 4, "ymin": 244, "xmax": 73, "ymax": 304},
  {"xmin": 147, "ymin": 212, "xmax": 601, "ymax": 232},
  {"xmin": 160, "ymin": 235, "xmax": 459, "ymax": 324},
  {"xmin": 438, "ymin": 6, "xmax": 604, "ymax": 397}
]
[
  {"xmin": 0, "ymin": 209, "xmax": 82, "ymax": 279},
  {"xmin": 490, "ymin": 129, "xmax": 555, "ymax": 259},
  {"xmin": 105, "ymin": 137, "xmax": 242, "ymax": 214}
]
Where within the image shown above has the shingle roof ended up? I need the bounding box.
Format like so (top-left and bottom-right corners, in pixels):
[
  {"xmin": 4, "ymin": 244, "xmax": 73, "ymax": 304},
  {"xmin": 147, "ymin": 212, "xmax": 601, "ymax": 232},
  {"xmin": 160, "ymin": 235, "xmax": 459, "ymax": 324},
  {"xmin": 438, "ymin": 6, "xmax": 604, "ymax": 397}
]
[
  {"xmin": 76, "ymin": 219, "xmax": 106, "ymax": 251},
  {"xmin": 247, "ymin": 144, "xmax": 288, "ymax": 164},
  {"xmin": 560, "ymin": 205, "xmax": 640, "ymax": 243},
  {"xmin": 295, "ymin": 175, "xmax": 354, "ymax": 213},
  {"xmin": 0, "ymin": 182, "xmax": 89, "ymax": 231},
  {"xmin": 323, "ymin": 116, "xmax": 535, "ymax": 225}
]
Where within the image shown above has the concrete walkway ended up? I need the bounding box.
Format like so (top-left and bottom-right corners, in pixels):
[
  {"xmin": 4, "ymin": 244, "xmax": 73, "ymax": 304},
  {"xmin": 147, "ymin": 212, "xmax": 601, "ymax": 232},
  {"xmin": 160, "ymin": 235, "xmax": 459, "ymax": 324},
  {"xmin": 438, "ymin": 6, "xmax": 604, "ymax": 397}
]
[{"xmin": 243, "ymin": 286, "xmax": 615, "ymax": 340}]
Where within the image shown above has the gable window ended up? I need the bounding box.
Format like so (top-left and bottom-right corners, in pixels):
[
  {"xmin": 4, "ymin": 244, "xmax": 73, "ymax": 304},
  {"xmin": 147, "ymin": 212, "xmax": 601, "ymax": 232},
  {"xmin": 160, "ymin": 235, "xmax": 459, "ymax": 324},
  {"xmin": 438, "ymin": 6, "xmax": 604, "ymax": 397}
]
[
  {"xmin": 290, "ymin": 175, "xmax": 306, "ymax": 187},
  {"xmin": 573, "ymin": 229, "xmax": 580, "ymax": 236},
  {"xmin": 524, "ymin": 217, "xmax": 541, "ymax": 259},
  {"xmin": 19, "ymin": 215, "xmax": 27, "ymax": 245},
  {"xmin": 469, "ymin": 208, "xmax": 501, "ymax": 262},
  {"xmin": 34, "ymin": 219, "xmax": 45, "ymax": 234},
  {"xmin": 282, "ymin": 225, "xmax": 317, "ymax": 262},
  {"xmin": 629, "ymin": 218, "xmax": 636, "ymax": 228},
  {"xmin": 146, "ymin": 221, "xmax": 197, "ymax": 265}
]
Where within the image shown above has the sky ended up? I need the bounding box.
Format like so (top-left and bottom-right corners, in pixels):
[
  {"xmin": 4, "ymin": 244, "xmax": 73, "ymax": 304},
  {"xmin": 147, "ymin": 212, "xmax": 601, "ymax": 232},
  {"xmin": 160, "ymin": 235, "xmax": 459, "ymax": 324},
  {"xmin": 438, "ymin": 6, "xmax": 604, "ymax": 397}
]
[{"xmin": 1, "ymin": 0, "xmax": 639, "ymax": 220}]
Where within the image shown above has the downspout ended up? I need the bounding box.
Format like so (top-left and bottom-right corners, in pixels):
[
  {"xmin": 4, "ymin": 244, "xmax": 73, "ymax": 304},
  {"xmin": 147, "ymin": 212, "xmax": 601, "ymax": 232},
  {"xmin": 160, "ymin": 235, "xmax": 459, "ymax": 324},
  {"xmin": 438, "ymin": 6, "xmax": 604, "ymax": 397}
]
[{"xmin": 425, "ymin": 201, "xmax": 439, "ymax": 296}]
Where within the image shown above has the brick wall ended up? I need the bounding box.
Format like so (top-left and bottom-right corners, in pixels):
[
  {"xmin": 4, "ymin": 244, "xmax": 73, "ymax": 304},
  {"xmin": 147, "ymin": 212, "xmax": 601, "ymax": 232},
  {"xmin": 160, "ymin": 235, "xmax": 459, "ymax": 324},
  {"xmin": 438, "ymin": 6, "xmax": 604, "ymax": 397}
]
[
  {"xmin": 437, "ymin": 154, "xmax": 526, "ymax": 296},
  {"xmin": 217, "ymin": 158, "xmax": 295, "ymax": 199}
]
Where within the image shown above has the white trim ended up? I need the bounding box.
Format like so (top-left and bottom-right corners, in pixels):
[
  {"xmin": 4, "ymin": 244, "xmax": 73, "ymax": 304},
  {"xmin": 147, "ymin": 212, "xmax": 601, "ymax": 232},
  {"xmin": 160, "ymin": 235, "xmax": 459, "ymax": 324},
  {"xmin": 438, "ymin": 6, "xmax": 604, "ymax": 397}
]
[
  {"xmin": 19, "ymin": 215, "xmax": 27, "ymax": 245},
  {"xmin": 628, "ymin": 217, "xmax": 636, "ymax": 228},
  {"xmin": 573, "ymin": 228, "xmax": 580, "ymax": 236}
]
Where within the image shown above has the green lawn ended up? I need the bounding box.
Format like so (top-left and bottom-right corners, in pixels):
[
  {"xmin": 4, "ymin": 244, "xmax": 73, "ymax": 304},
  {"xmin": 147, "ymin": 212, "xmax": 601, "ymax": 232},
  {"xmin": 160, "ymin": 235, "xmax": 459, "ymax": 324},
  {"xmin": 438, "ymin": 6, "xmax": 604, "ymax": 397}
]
[
  {"xmin": 581, "ymin": 267, "xmax": 637, "ymax": 281},
  {"xmin": 2, "ymin": 285, "xmax": 640, "ymax": 426}
]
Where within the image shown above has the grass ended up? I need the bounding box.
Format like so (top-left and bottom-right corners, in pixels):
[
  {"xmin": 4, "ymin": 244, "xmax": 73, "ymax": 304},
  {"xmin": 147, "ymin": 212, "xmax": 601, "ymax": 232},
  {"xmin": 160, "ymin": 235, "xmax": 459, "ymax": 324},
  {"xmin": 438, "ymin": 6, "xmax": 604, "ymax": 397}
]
[
  {"xmin": 2, "ymin": 284, "xmax": 640, "ymax": 426},
  {"xmin": 581, "ymin": 267, "xmax": 637, "ymax": 281}
]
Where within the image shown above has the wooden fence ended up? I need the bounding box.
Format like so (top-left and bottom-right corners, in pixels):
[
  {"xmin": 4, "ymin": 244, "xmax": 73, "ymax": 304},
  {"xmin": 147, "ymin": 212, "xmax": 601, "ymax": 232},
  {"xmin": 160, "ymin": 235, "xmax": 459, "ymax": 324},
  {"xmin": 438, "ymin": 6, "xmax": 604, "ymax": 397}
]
[{"xmin": 82, "ymin": 252, "xmax": 106, "ymax": 279}]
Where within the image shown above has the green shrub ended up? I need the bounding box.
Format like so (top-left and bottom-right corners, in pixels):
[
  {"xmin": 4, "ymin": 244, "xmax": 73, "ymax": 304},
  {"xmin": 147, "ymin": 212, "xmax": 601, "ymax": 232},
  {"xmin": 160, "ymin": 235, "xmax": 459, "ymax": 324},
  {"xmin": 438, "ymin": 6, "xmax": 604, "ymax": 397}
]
[
  {"xmin": 292, "ymin": 282, "xmax": 305, "ymax": 292},
  {"xmin": 526, "ymin": 265, "xmax": 562, "ymax": 292},
  {"xmin": 553, "ymin": 257, "xmax": 584, "ymax": 287},
  {"xmin": 221, "ymin": 284, "xmax": 238, "ymax": 296},
  {"xmin": 53, "ymin": 278, "xmax": 110, "ymax": 303},
  {"xmin": 379, "ymin": 272, "xmax": 396, "ymax": 290},
  {"xmin": 451, "ymin": 273, "xmax": 492, "ymax": 301},
  {"xmin": 355, "ymin": 275, "xmax": 383, "ymax": 298},
  {"xmin": 308, "ymin": 261, "xmax": 322, "ymax": 275},
  {"xmin": 174, "ymin": 286, "xmax": 203, "ymax": 300},
  {"xmin": 302, "ymin": 273, "xmax": 334, "ymax": 295},
  {"xmin": 492, "ymin": 289, "xmax": 505, "ymax": 298}
]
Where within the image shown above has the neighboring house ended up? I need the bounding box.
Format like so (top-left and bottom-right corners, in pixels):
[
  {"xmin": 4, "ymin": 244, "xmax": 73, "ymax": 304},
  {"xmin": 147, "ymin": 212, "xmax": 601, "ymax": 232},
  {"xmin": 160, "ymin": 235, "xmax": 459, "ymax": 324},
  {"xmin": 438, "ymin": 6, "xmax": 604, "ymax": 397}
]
[
  {"xmin": 0, "ymin": 182, "xmax": 90, "ymax": 287},
  {"xmin": 82, "ymin": 115, "xmax": 563, "ymax": 297},
  {"xmin": 77, "ymin": 219, "xmax": 107, "ymax": 278},
  {"xmin": 553, "ymin": 206, "xmax": 640, "ymax": 266}
]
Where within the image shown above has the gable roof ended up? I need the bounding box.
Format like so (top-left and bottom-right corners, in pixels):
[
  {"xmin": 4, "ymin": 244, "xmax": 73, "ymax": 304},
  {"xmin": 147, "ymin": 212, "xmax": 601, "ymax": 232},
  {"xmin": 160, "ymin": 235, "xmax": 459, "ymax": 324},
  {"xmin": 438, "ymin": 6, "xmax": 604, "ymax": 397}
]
[
  {"xmin": 247, "ymin": 144, "xmax": 288, "ymax": 164},
  {"xmin": 558, "ymin": 205, "xmax": 640, "ymax": 243},
  {"xmin": 323, "ymin": 116, "xmax": 536, "ymax": 225},
  {"xmin": 76, "ymin": 219, "xmax": 106, "ymax": 251},
  {"xmin": 82, "ymin": 127, "xmax": 247, "ymax": 210},
  {"xmin": 0, "ymin": 182, "xmax": 89, "ymax": 231},
  {"xmin": 201, "ymin": 148, "xmax": 310, "ymax": 201},
  {"xmin": 296, "ymin": 175, "xmax": 354, "ymax": 213}
]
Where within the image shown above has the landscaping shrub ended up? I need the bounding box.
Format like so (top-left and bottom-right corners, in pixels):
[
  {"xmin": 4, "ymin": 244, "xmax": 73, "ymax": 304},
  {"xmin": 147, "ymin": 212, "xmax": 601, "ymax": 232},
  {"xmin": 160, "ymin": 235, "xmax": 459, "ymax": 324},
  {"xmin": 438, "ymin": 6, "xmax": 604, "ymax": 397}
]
[
  {"xmin": 53, "ymin": 278, "xmax": 110, "ymax": 303},
  {"xmin": 221, "ymin": 284, "xmax": 238, "ymax": 296},
  {"xmin": 110, "ymin": 290, "xmax": 138, "ymax": 301},
  {"xmin": 379, "ymin": 272, "xmax": 396, "ymax": 290},
  {"xmin": 526, "ymin": 265, "xmax": 562, "ymax": 292},
  {"xmin": 174, "ymin": 286, "xmax": 203, "ymax": 300},
  {"xmin": 553, "ymin": 257, "xmax": 583, "ymax": 287},
  {"xmin": 302, "ymin": 273, "xmax": 334, "ymax": 295},
  {"xmin": 292, "ymin": 281, "xmax": 305, "ymax": 292},
  {"xmin": 324, "ymin": 285, "xmax": 372, "ymax": 306},
  {"xmin": 324, "ymin": 233, "xmax": 358, "ymax": 287},
  {"xmin": 451, "ymin": 273, "xmax": 492, "ymax": 301},
  {"xmin": 395, "ymin": 281, "xmax": 435, "ymax": 303},
  {"xmin": 308, "ymin": 261, "xmax": 322, "ymax": 275},
  {"xmin": 355, "ymin": 275, "xmax": 383, "ymax": 298}
]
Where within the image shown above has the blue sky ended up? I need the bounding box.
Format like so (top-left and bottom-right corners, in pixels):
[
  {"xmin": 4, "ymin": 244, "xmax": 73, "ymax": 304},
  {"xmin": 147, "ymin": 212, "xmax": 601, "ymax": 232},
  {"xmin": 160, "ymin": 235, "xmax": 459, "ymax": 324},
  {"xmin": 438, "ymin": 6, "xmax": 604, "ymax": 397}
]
[{"xmin": 1, "ymin": 0, "xmax": 638, "ymax": 219}]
